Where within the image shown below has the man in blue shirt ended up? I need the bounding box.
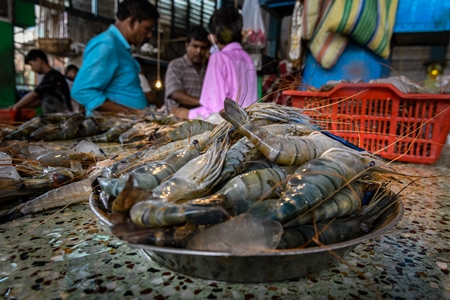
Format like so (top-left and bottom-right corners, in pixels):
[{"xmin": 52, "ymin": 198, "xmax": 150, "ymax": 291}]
[{"xmin": 71, "ymin": 0, "xmax": 159, "ymax": 115}]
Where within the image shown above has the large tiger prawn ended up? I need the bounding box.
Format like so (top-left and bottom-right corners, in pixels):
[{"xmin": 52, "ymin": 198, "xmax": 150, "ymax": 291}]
[
  {"xmin": 247, "ymin": 148, "xmax": 378, "ymax": 224},
  {"xmin": 220, "ymin": 98, "xmax": 361, "ymax": 166}
]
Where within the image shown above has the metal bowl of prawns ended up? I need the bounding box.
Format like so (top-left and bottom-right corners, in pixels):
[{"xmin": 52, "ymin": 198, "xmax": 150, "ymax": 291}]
[{"xmin": 89, "ymin": 187, "xmax": 404, "ymax": 283}]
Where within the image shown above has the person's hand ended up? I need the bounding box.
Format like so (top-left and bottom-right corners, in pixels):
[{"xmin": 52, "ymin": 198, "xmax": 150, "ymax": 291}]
[{"xmin": 170, "ymin": 107, "xmax": 189, "ymax": 120}]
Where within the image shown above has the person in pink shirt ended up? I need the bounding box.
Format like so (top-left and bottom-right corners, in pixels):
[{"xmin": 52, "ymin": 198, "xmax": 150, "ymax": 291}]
[{"xmin": 171, "ymin": 4, "xmax": 257, "ymax": 120}]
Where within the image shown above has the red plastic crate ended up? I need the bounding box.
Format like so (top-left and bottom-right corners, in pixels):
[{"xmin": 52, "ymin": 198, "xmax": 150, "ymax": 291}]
[
  {"xmin": 16, "ymin": 108, "xmax": 37, "ymax": 121},
  {"xmin": 0, "ymin": 109, "xmax": 16, "ymax": 121},
  {"xmin": 0, "ymin": 109, "xmax": 36, "ymax": 122},
  {"xmin": 282, "ymin": 83, "xmax": 450, "ymax": 164}
]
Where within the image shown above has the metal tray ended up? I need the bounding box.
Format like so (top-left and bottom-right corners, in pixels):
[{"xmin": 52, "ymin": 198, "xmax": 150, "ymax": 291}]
[{"xmin": 89, "ymin": 191, "xmax": 404, "ymax": 283}]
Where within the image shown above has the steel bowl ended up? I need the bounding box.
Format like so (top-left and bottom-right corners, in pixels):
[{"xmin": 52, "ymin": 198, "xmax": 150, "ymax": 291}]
[{"xmin": 89, "ymin": 191, "xmax": 404, "ymax": 283}]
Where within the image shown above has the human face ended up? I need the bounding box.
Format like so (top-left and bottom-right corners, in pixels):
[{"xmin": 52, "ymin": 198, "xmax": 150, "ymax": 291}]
[
  {"xmin": 27, "ymin": 59, "xmax": 44, "ymax": 74},
  {"xmin": 129, "ymin": 18, "xmax": 155, "ymax": 47},
  {"xmin": 186, "ymin": 39, "xmax": 209, "ymax": 65},
  {"xmin": 66, "ymin": 70, "xmax": 77, "ymax": 81}
]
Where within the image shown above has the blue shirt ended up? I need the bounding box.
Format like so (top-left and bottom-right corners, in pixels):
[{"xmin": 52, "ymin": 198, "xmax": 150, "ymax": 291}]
[{"xmin": 71, "ymin": 25, "xmax": 147, "ymax": 115}]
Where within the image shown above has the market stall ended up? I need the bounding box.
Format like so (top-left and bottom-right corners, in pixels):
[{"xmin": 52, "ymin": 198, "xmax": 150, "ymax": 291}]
[
  {"xmin": 0, "ymin": 97, "xmax": 449, "ymax": 298},
  {"xmin": 0, "ymin": 0, "xmax": 449, "ymax": 298},
  {"xmin": 0, "ymin": 146, "xmax": 449, "ymax": 298}
]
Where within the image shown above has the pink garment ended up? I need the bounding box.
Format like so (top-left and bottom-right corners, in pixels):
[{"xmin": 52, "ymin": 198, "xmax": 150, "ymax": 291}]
[{"xmin": 188, "ymin": 42, "xmax": 258, "ymax": 120}]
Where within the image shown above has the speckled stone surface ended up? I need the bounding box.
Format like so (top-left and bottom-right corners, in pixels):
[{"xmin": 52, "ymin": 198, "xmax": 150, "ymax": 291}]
[{"xmin": 1, "ymin": 148, "xmax": 450, "ymax": 299}]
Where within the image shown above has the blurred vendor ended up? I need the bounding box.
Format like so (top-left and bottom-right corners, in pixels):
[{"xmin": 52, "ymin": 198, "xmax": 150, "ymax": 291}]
[
  {"xmin": 64, "ymin": 64, "xmax": 83, "ymax": 112},
  {"xmin": 12, "ymin": 49, "xmax": 72, "ymax": 114},
  {"xmin": 135, "ymin": 56, "xmax": 159, "ymax": 107},
  {"xmin": 171, "ymin": 5, "xmax": 257, "ymax": 120},
  {"xmin": 64, "ymin": 64, "xmax": 79, "ymax": 90},
  {"xmin": 71, "ymin": 0, "xmax": 159, "ymax": 115},
  {"xmin": 164, "ymin": 25, "xmax": 210, "ymax": 115}
]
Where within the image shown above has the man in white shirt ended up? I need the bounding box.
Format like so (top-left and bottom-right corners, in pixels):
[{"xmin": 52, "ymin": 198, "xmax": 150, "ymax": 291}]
[{"xmin": 135, "ymin": 56, "xmax": 158, "ymax": 107}]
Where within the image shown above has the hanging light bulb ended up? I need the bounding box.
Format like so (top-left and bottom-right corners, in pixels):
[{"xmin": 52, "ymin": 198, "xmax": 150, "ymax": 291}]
[
  {"xmin": 155, "ymin": 79, "xmax": 162, "ymax": 89},
  {"xmin": 427, "ymin": 63, "xmax": 442, "ymax": 80},
  {"xmin": 430, "ymin": 69, "xmax": 439, "ymax": 77}
]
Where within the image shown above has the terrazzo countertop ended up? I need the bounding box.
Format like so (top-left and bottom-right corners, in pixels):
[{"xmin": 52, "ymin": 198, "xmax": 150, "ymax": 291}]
[{"xmin": 1, "ymin": 148, "xmax": 450, "ymax": 300}]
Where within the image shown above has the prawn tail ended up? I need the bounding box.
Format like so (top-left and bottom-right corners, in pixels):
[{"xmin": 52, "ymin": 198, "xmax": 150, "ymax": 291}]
[
  {"xmin": 357, "ymin": 187, "xmax": 401, "ymax": 233},
  {"xmin": 277, "ymin": 218, "xmax": 366, "ymax": 249},
  {"xmin": 220, "ymin": 98, "xmax": 249, "ymax": 128},
  {"xmin": 111, "ymin": 174, "xmax": 149, "ymax": 214},
  {"xmin": 370, "ymin": 166, "xmax": 410, "ymax": 182},
  {"xmin": 111, "ymin": 222, "xmax": 198, "ymax": 248},
  {"xmin": 184, "ymin": 205, "xmax": 230, "ymax": 225}
]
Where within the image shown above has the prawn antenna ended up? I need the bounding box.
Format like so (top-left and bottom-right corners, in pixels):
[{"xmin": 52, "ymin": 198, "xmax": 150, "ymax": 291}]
[
  {"xmin": 294, "ymin": 117, "xmax": 369, "ymax": 153},
  {"xmin": 235, "ymin": 86, "xmax": 242, "ymax": 105}
]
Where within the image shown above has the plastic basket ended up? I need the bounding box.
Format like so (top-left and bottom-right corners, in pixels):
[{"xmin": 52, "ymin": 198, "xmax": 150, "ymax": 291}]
[
  {"xmin": 36, "ymin": 38, "xmax": 72, "ymax": 55},
  {"xmin": 0, "ymin": 109, "xmax": 37, "ymax": 122},
  {"xmin": 282, "ymin": 83, "xmax": 450, "ymax": 164}
]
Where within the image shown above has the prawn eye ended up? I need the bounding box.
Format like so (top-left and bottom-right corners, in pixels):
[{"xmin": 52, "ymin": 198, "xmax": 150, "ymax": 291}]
[
  {"xmin": 193, "ymin": 140, "xmax": 198, "ymax": 145},
  {"xmin": 369, "ymin": 161, "xmax": 375, "ymax": 167},
  {"xmin": 18, "ymin": 183, "xmax": 26, "ymax": 189}
]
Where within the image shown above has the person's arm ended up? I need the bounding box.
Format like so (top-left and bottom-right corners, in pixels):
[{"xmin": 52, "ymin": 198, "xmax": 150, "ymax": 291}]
[
  {"xmin": 164, "ymin": 61, "xmax": 199, "ymax": 106},
  {"xmin": 171, "ymin": 91, "xmax": 199, "ymax": 107},
  {"xmin": 97, "ymin": 100, "xmax": 140, "ymax": 114},
  {"xmin": 71, "ymin": 41, "xmax": 119, "ymax": 112},
  {"xmin": 11, "ymin": 91, "xmax": 41, "ymax": 110}
]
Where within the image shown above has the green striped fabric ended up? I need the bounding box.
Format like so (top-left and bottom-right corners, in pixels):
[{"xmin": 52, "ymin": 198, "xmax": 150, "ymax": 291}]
[{"xmin": 304, "ymin": 0, "xmax": 398, "ymax": 69}]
